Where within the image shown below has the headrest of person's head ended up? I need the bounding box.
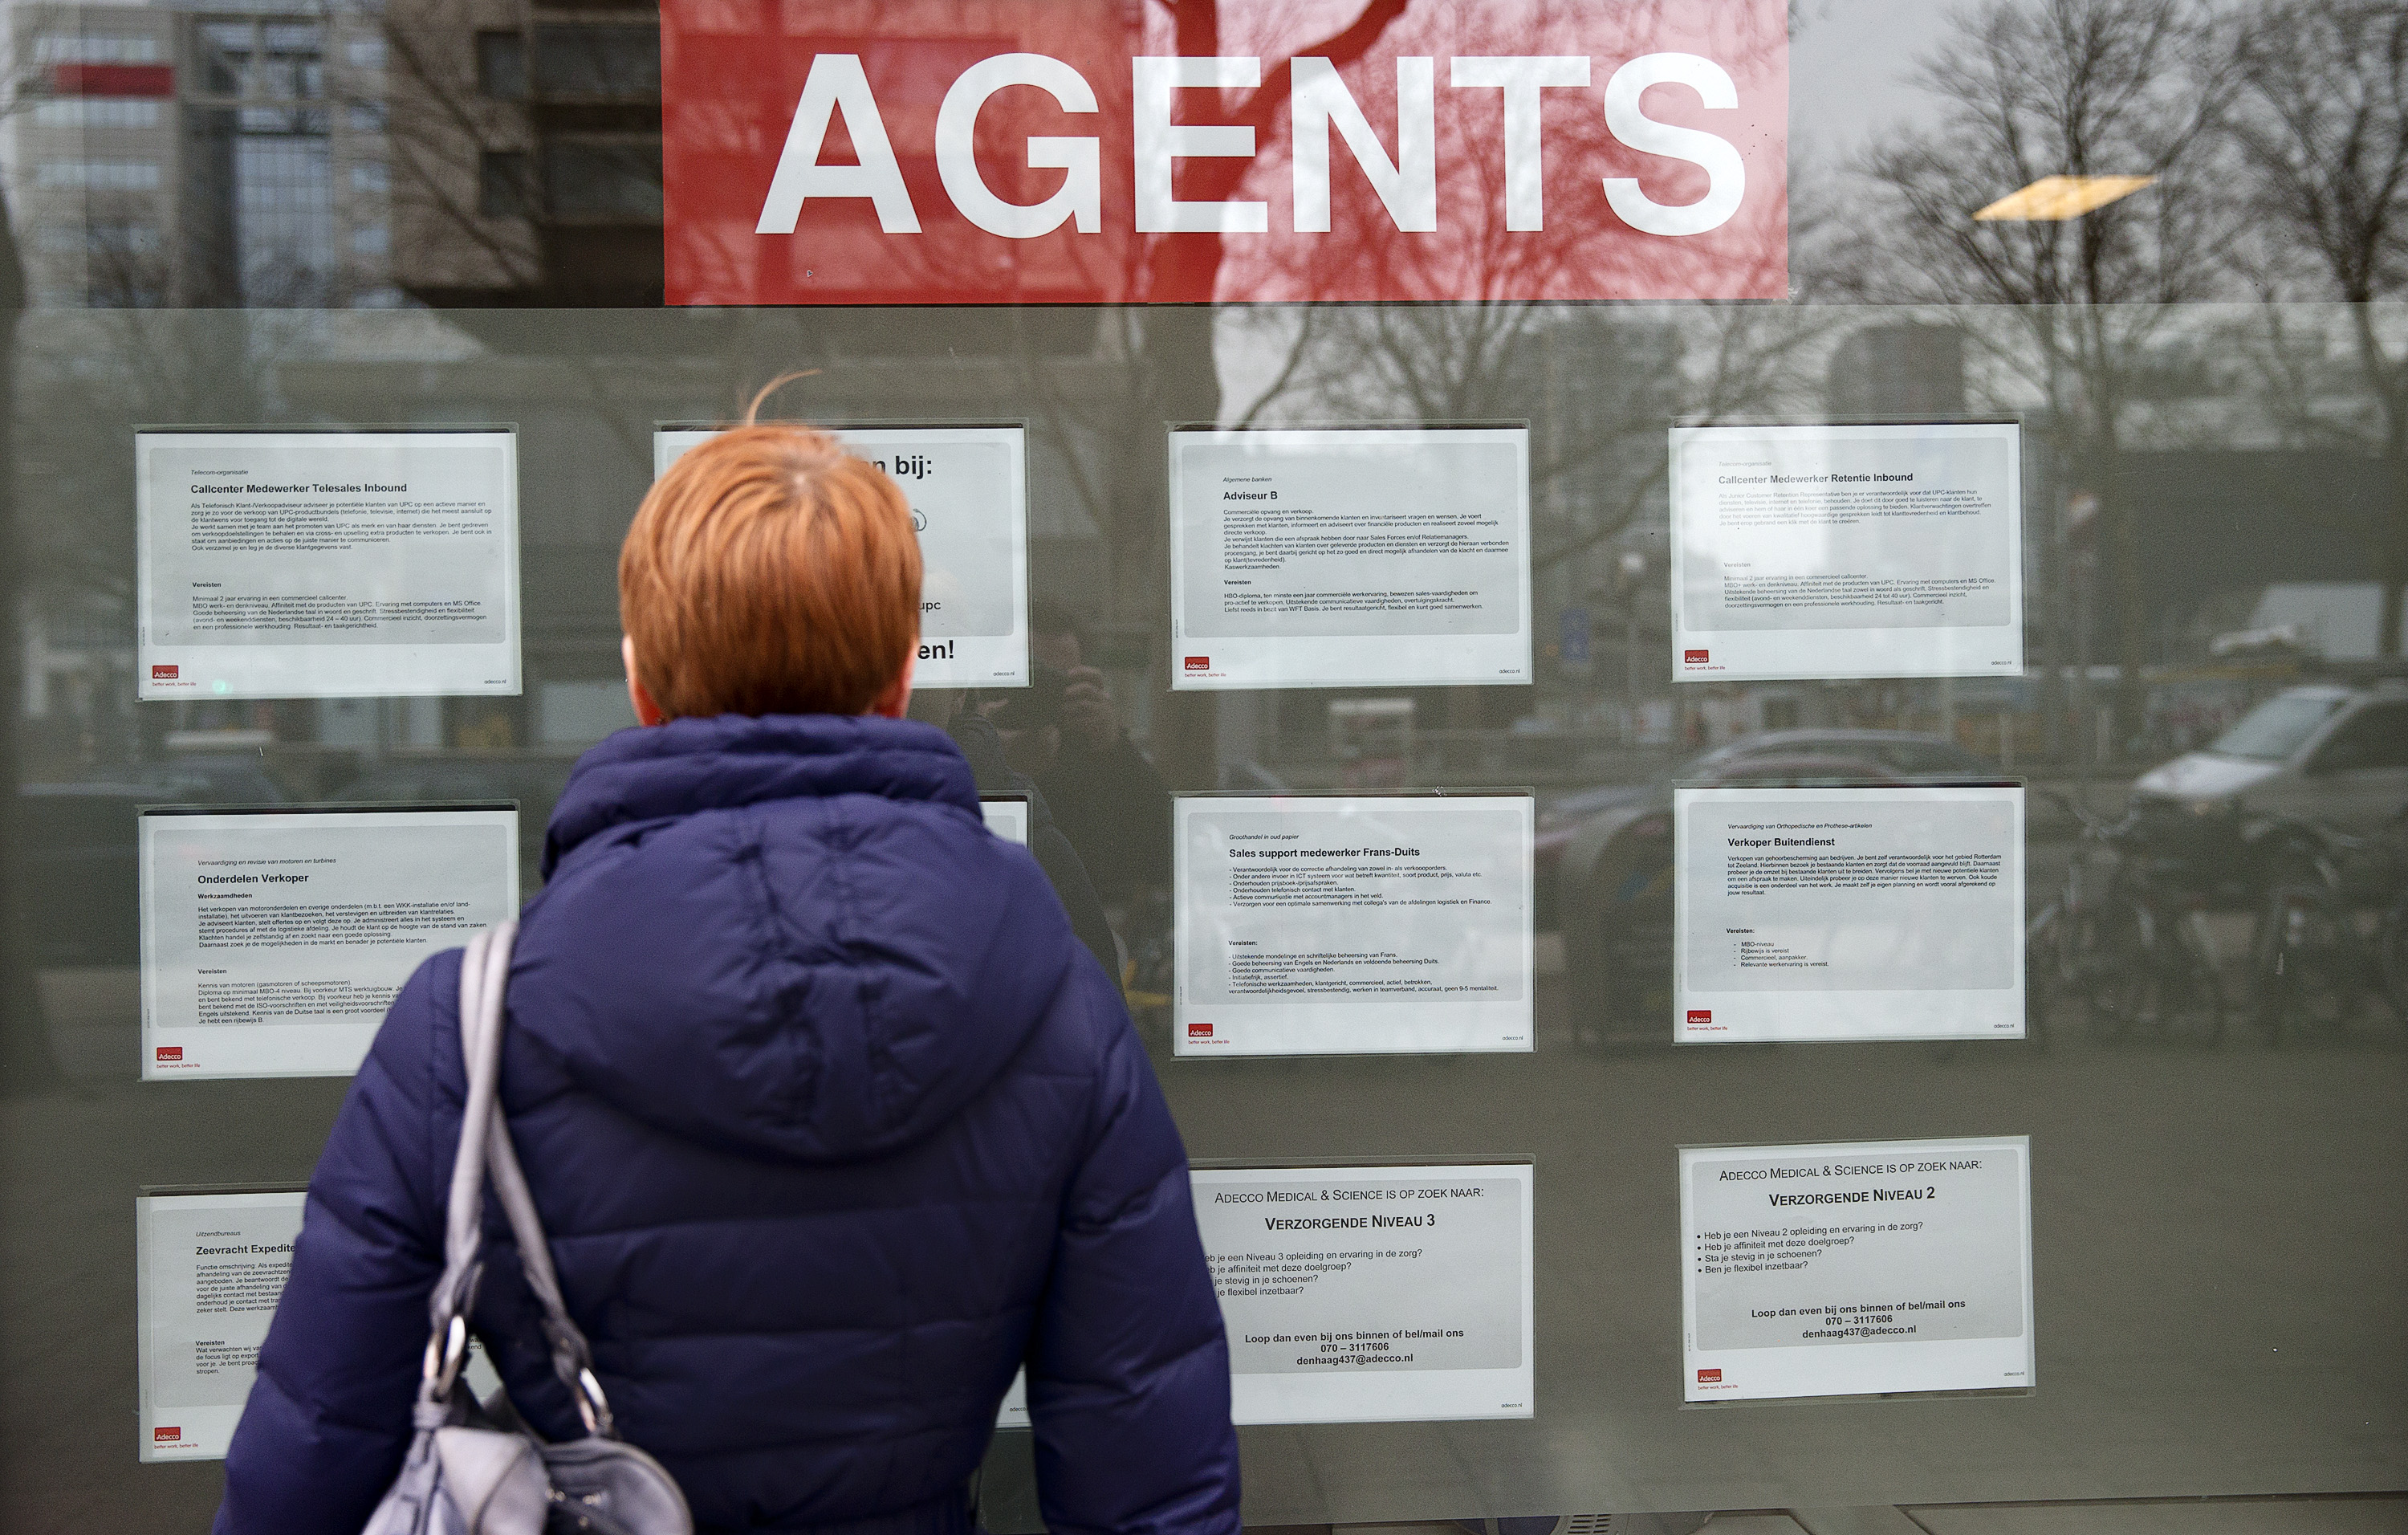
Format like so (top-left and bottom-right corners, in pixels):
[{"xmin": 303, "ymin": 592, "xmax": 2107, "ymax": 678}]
[{"xmin": 620, "ymin": 395, "xmax": 920, "ymax": 719}]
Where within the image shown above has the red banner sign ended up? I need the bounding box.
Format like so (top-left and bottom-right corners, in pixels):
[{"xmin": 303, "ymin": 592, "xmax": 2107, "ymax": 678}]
[
  {"xmin": 661, "ymin": 0, "xmax": 1786, "ymax": 305},
  {"xmin": 50, "ymin": 63, "xmax": 175, "ymax": 97}
]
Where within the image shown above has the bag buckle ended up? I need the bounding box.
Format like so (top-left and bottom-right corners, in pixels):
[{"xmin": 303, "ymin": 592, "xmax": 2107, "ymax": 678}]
[
  {"xmin": 422, "ymin": 1313, "xmax": 469, "ymax": 1395},
  {"xmin": 574, "ymin": 1366, "xmax": 612, "ymax": 1435}
]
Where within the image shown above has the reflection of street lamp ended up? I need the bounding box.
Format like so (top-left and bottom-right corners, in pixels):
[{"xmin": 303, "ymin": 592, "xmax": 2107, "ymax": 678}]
[{"xmin": 1616, "ymin": 548, "xmax": 1649, "ymax": 745}]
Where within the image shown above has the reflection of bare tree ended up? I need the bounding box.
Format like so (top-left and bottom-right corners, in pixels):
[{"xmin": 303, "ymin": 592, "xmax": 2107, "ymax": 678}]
[
  {"xmin": 2227, "ymin": 0, "xmax": 2408, "ymax": 652},
  {"xmin": 1225, "ymin": 300, "xmax": 1831, "ymax": 597},
  {"xmin": 1010, "ymin": 0, "xmax": 1797, "ymax": 775},
  {"xmin": 1136, "ymin": 0, "xmax": 1408, "ymax": 299},
  {"xmin": 1829, "ymin": 0, "xmax": 2241, "ymax": 742},
  {"xmin": 989, "ymin": 0, "xmax": 1412, "ymax": 785},
  {"xmin": 379, "ymin": 0, "xmax": 541, "ymax": 297}
]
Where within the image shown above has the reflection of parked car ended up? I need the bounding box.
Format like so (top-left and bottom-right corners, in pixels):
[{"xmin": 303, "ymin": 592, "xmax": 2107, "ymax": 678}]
[
  {"xmin": 2134, "ymin": 682, "xmax": 2408, "ymax": 834},
  {"xmin": 1556, "ymin": 754, "xmax": 1909, "ymax": 1048},
  {"xmin": 1535, "ymin": 731, "xmax": 1990, "ymax": 926}
]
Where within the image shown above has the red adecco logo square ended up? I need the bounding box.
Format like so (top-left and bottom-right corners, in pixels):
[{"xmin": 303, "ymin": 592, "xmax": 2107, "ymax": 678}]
[
  {"xmin": 1186, "ymin": 1021, "xmax": 1212, "ymax": 1039},
  {"xmin": 154, "ymin": 1425, "xmax": 181, "ymax": 1442},
  {"xmin": 151, "ymin": 663, "xmax": 179, "ymax": 680},
  {"xmin": 1683, "ymin": 649, "xmax": 1709, "ymax": 665},
  {"xmin": 1686, "ymin": 1009, "xmax": 1712, "ymax": 1026},
  {"xmin": 155, "ymin": 1045, "xmax": 183, "ymax": 1063},
  {"xmin": 1696, "ymin": 1368, "xmax": 1721, "ymax": 1384},
  {"xmin": 1184, "ymin": 656, "xmax": 1209, "ymax": 672}
]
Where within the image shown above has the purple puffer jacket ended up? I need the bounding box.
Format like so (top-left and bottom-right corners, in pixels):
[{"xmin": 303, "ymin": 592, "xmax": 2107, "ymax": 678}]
[{"xmin": 215, "ymin": 714, "xmax": 1239, "ymax": 1535}]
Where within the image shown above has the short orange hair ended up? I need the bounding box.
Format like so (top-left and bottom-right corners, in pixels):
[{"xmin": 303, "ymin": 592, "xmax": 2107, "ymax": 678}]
[{"xmin": 619, "ymin": 423, "xmax": 921, "ymax": 719}]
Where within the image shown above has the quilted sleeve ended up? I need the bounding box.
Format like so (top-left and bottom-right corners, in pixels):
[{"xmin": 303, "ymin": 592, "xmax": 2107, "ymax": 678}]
[
  {"xmin": 1024, "ymin": 964, "xmax": 1243, "ymax": 1535},
  {"xmin": 214, "ymin": 951, "xmax": 456, "ymax": 1535}
]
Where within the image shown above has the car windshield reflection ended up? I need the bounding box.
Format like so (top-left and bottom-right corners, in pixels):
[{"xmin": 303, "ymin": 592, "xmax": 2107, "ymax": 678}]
[{"xmin": 2208, "ymin": 692, "xmax": 2345, "ymax": 761}]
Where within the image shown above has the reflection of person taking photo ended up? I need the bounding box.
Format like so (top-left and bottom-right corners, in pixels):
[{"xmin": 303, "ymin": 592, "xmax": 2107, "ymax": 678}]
[
  {"xmin": 980, "ymin": 600, "xmax": 1172, "ymax": 906},
  {"xmin": 917, "ymin": 668, "xmax": 1122, "ymax": 987}
]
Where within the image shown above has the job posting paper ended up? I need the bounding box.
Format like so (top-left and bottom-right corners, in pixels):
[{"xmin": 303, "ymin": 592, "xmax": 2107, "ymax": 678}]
[
  {"xmin": 1682, "ymin": 1137, "xmax": 2033, "ymax": 1402},
  {"xmin": 137, "ymin": 429, "xmax": 520, "ymax": 699},
  {"xmin": 1670, "ymin": 421, "xmax": 2023, "ymax": 682},
  {"xmin": 1202, "ymin": 1162, "xmax": 1534, "ymax": 1423},
  {"xmin": 138, "ymin": 1189, "xmax": 304, "ymax": 1460},
  {"xmin": 1174, "ymin": 794, "xmax": 1535, "ymax": 1057},
  {"xmin": 657, "ymin": 425, "xmax": 1028, "ymax": 687},
  {"xmin": 1674, "ymin": 785, "xmax": 2024, "ymax": 1042},
  {"xmin": 140, "ymin": 808, "xmax": 519, "ymax": 1079},
  {"xmin": 1169, "ymin": 427, "xmax": 1531, "ymax": 690},
  {"xmin": 979, "ymin": 793, "xmax": 1029, "ymax": 845},
  {"xmin": 1002, "ymin": 1163, "xmax": 1534, "ymax": 1429}
]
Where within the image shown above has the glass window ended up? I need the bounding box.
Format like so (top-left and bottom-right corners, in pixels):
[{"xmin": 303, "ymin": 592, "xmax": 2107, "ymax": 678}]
[
  {"xmin": 543, "ymin": 139, "xmax": 661, "ymax": 221},
  {"xmin": 8, "ymin": 3, "xmax": 2408, "ymax": 1529},
  {"xmin": 31, "ymin": 33, "xmax": 161, "ymax": 63},
  {"xmin": 476, "ymin": 30, "xmax": 528, "ymax": 100},
  {"xmin": 530, "ymin": 23, "xmax": 660, "ymax": 99},
  {"xmin": 33, "ymin": 159, "xmax": 161, "ymax": 189},
  {"xmin": 30, "ymin": 100, "xmax": 165, "ymax": 130},
  {"xmin": 477, "ymin": 149, "xmax": 536, "ymax": 218},
  {"xmin": 2310, "ymin": 702, "xmax": 2408, "ymax": 772}
]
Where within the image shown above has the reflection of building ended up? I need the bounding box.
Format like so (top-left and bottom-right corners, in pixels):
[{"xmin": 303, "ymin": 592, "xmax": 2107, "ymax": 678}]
[
  {"xmin": 6, "ymin": 1, "xmax": 396, "ymax": 307},
  {"xmin": 384, "ymin": 0, "xmax": 663, "ymax": 306}
]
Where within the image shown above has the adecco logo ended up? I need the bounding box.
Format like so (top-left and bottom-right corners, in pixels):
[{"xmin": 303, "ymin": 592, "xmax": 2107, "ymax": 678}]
[
  {"xmin": 1186, "ymin": 1021, "xmax": 1214, "ymax": 1039},
  {"xmin": 661, "ymin": 0, "xmax": 1788, "ymax": 305},
  {"xmin": 1683, "ymin": 649, "xmax": 1710, "ymax": 665},
  {"xmin": 1696, "ymin": 1368, "xmax": 1722, "ymax": 1384},
  {"xmin": 151, "ymin": 663, "xmax": 180, "ymax": 680},
  {"xmin": 1686, "ymin": 1009, "xmax": 1712, "ymax": 1027},
  {"xmin": 153, "ymin": 1426, "xmax": 181, "ymax": 1442},
  {"xmin": 155, "ymin": 1045, "xmax": 184, "ymax": 1063},
  {"xmin": 1184, "ymin": 655, "xmax": 1210, "ymax": 672}
]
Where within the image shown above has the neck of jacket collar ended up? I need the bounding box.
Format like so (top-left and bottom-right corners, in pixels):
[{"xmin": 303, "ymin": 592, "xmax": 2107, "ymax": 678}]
[{"xmin": 543, "ymin": 713, "xmax": 978, "ymax": 878}]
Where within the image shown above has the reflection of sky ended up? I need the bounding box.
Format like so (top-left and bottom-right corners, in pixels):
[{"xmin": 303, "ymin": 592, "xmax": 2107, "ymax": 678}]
[
  {"xmin": 1792, "ymin": 0, "xmax": 2258, "ymax": 163},
  {"xmin": 1789, "ymin": 0, "xmax": 1958, "ymax": 164}
]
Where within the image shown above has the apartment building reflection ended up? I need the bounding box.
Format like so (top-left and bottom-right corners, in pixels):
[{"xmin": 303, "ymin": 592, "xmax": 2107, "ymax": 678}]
[{"xmin": 5, "ymin": 0, "xmax": 397, "ymax": 307}]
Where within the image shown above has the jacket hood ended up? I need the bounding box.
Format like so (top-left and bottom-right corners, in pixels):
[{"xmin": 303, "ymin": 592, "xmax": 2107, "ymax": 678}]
[
  {"xmin": 515, "ymin": 714, "xmax": 1076, "ymax": 1165},
  {"xmin": 542, "ymin": 713, "xmax": 981, "ymax": 875}
]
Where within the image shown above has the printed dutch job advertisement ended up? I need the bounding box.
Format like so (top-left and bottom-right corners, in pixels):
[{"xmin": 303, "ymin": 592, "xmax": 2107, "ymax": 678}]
[
  {"xmin": 1670, "ymin": 421, "xmax": 2024, "ymax": 682},
  {"xmin": 140, "ymin": 807, "xmax": 519, "ymax": 1079},
  {"xmin": 1002, "ymin": 1162, "xmax": 1534, "ymax": 1430},
  {"xmin": 978, "ymin": 793, "xmax": 1029, "ymax": 845},
  {"xmin": 1174, "ymin": 794, "xmax": 1535, "ymax": 1057},
  {"xmin": 657, "ymin": 425, "xmax": 1028, "ymax": 687},
  {"xmin": 1198, "ymin": 1163, "xmax": 1535, "ymax": 1424},
  {"xmin": 1169, "ymin": 427, "xmax": 1531, "ymax": 690},
  {"xmin": 137, "ymin": 1189, "xmax": 304, "ymax": 1460},
  {"xmin": 1673, "ymin": 784, "xmax": 2024, "ymax": 1042},
  {"xmin": 136, "ymin": 429, "xmax": 521, "ymax": 699},
  {"xmin": 1681, "ymin": 1137, "xmax": 2034, "ymax": 1403}
]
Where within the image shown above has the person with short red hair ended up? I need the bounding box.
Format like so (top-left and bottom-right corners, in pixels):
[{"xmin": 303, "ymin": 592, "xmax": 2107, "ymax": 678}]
[{"xmin": 217, "ymin": 416, "xmax": 1241, "ymax": 1535}]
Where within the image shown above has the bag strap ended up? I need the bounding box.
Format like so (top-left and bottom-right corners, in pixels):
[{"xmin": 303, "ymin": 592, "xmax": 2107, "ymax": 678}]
[
  {"xmin": 419, "ymin": 923, "xmax": 509, "ymax": 1408},
  {"xmin": 417, "ymin": 921, "xmax": 619, "ymax": 1438}
]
